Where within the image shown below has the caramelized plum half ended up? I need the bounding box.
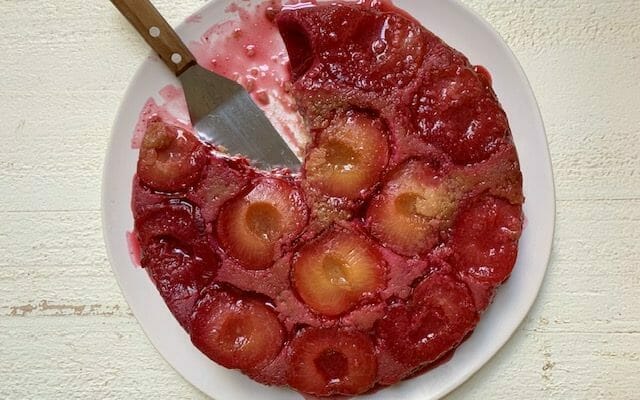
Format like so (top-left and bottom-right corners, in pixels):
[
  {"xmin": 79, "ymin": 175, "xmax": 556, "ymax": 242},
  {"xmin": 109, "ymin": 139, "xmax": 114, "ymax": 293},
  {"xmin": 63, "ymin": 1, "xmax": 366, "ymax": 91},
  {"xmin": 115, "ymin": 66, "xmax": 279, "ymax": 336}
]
[
  {"xmin": 217, "ymin": 178, "xmax": 308, "ymax": 270},
  {"xmin": 136, "ymin": 203, "xmax": 216, "ymax": 330},
  {"xmin": 449, "ymin": 195, "xmax": 523, "ymax": 310},
  {"xmin": 305, "ymin": 112, "xmax": 389, "ymax": 200},
  {"xmin": 141, "ymin": 238, "xmax": 216, "ymax": 330},
  {"xmin": 292, "ymin": 230, "xmax": 385, "ymax": 316},
  {"xmin": 288, "ymin": 328, "xmax": 377, "ymax": 396},
  {"xmin": 412, "ymin": 66, "xmax": 509, "ymax": 165},
  {"xmin": 367, "ymin": 161, "xmax": 456, "ymax": 256},
  {"xmin": 137, "ymin": 122, "xmax": 207, "ymax": 192},
  {"xmin": 191, "ymin": 287, "xmax": 284, "ymax": 372},
  {"xmin": 135, "ymin": 203, "xmax": 202, "ymax": 246},
  {"xmin": 277, "ymin": 6, "xmax": 426, "ymax": 92},
  {"xmin": 377, "ymin": 273, "xmax": 478, "ymax": 367}
]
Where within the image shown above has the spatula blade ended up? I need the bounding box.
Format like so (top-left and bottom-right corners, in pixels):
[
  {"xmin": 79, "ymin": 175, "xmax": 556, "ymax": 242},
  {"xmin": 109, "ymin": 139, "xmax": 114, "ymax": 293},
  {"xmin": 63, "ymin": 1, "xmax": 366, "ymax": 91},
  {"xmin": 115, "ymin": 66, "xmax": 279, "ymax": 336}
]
[{"xmin": 180, "ymin": 64, "xmax": 301, "ymax": 172}]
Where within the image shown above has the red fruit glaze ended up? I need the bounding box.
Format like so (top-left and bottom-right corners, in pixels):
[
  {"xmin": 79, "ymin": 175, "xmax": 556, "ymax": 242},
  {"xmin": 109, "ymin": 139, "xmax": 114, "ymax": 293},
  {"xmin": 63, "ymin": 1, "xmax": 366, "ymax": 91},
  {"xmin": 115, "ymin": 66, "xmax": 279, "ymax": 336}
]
[
  {"xmin": 191, "ymin": 287, "xmax": 285, "ymax": 371},
  {"xmin": 217, "ymin": 177, "xmax": 308, "ymax": 270},
  {"xmin": 137, "ymin": 122, "xmax": 207, "ymax": 192},
  {"xmin": 288, "ymin": 328, "xmax": 377, "ymax": 396}
]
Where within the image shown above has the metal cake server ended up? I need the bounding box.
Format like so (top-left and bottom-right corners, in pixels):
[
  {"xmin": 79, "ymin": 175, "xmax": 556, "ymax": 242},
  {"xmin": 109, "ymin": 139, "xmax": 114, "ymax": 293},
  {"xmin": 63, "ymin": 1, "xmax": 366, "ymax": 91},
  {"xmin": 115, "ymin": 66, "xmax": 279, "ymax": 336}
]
[{"xmin": 111, "ymin": 0, "xmax": 301, "ymax": 172}]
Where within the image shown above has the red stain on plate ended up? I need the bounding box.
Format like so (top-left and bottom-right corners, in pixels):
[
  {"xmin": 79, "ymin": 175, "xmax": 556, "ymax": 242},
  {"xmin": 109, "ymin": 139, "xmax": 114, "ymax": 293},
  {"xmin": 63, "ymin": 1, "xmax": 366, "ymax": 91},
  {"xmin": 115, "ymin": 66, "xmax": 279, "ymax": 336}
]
[{"xmin": 126, "ymin": 231, "xmax": 142, "ymax": 267}]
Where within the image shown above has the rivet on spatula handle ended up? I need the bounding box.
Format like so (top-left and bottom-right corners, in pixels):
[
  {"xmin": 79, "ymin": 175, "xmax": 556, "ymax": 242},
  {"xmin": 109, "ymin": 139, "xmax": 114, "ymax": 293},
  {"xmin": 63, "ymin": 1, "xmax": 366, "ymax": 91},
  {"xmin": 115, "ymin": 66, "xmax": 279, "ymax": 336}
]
[{"xmin": 110, "ymin": 0, "xmax": 196, "ymax": 76}]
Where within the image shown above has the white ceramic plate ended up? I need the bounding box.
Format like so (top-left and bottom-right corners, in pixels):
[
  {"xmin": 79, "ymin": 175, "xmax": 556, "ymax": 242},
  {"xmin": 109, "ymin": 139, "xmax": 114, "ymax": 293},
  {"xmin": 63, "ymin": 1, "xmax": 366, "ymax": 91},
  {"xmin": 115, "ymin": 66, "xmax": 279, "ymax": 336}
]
[{"xmin": 102, "ymin": 0, "xmax": 555, "ymax": 399}]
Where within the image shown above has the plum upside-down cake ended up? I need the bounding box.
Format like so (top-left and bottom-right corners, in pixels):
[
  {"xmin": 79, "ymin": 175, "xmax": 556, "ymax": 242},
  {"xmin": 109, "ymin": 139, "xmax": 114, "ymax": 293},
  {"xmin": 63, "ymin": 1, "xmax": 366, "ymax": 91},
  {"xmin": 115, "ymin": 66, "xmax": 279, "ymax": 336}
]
[{"xmin": 131, "ymin": 2, "xmax": 524, "ymax": 397}]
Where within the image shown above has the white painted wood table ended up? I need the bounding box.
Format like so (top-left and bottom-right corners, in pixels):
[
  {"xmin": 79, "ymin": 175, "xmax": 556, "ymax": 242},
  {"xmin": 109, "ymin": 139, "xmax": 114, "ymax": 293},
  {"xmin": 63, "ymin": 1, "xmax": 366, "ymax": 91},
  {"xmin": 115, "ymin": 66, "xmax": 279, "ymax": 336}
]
[{"xmin": 1, "ymin": 0, "xmax": 638, "ymax": 398}]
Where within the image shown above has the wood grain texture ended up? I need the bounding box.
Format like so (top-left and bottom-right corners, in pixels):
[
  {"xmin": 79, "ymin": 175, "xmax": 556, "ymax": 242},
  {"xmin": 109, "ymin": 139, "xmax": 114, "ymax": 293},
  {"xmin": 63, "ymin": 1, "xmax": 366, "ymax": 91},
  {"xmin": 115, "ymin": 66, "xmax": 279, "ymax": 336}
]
[{"xmin": 0, "ymin": 0, "xmax": 638, "ymax": 399}]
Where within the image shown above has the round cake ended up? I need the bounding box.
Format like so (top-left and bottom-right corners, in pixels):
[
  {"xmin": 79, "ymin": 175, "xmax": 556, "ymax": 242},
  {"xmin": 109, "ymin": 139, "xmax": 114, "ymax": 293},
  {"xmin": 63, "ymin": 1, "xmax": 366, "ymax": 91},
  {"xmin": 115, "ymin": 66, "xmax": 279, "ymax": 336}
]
[{"xmin": 131, "ymin": 2, "xmax": 524, "ymax": 397}]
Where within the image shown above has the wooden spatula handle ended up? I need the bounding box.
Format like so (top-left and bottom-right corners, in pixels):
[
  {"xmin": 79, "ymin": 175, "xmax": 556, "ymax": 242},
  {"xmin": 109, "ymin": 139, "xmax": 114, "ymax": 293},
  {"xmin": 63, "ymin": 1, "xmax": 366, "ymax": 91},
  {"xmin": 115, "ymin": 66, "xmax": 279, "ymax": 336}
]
[{"xmin": 111, "ymin": 0, "xmax": 196, "ymax": 75}]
